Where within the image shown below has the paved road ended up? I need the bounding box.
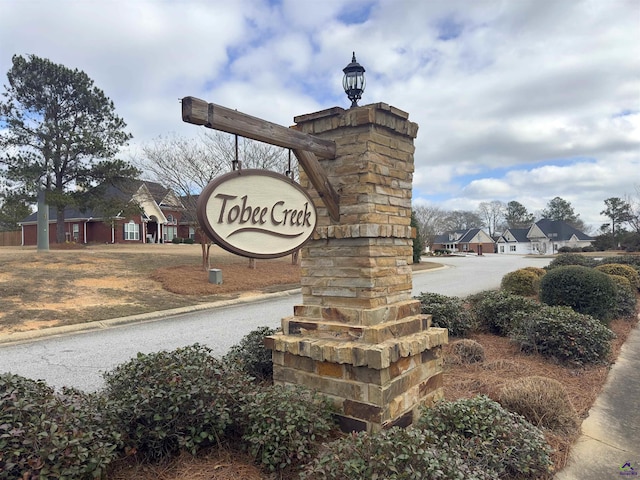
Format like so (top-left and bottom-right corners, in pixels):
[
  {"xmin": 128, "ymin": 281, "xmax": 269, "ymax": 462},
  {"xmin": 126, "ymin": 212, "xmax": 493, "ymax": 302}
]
[
  {"xmin": 411, "ymin": 253, "xmax": 551, "ymax": 297},
  {"xmin": 0, "ymin": 254, "xmax": 550, "ymax": 392}
]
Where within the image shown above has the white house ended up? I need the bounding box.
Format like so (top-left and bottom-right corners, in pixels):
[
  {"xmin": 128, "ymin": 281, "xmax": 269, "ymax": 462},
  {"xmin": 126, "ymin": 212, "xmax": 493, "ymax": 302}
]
[{"xmin": 496, "ymin": 219, "xmax": 593, "ymax": 254}]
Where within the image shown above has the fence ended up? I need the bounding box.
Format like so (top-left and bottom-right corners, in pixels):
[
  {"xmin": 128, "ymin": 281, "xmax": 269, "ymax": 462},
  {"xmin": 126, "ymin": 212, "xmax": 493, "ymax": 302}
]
[{"xmin": 0, "ymin": 230, "xmax": 21, "ymax": 246}]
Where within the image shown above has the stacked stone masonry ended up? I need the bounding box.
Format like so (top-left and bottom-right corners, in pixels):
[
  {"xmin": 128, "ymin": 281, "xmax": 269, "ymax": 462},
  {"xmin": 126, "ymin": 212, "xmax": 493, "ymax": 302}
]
[{"xmin": 268, "ymin": 103, "xmax": 447, "ymax": 432}]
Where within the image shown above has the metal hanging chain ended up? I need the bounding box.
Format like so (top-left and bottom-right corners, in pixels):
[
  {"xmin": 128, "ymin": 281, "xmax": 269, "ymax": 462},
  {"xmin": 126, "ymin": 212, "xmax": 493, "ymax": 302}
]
[
  {"xmin": 286, "ymin": 149, "xmax": 292, "ymax": 178},
  {"xmin": 233, "ymin": 134, "xmax": 242, "ymax": 171}
]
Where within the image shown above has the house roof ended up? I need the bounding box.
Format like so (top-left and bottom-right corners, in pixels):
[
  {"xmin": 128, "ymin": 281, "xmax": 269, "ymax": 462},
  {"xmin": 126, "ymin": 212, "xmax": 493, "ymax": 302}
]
[
  {"xmin": 20, "ymin": 206, "xmax": 101, "ymax": 224},
  {"xmin": 458, "ymin": 228, "xmax": 481, "ymax": 243},
  {"xmin": 19, "ymin": 180, "xmax": 181, "ymax": 225},
  {"xmin": 532, "ymin": 219, "xmax": 593, "ymax": 241},
  {"xmin": 433, "ymin": 230, "xmax": 464, "ymax": 244},
  {"xmin": 434, "ymin": 228, "xmax": 492, "ymax": 244},
  {"xmin": 502, "ymin": 228, "xmax": 530, "ymax": 243}
]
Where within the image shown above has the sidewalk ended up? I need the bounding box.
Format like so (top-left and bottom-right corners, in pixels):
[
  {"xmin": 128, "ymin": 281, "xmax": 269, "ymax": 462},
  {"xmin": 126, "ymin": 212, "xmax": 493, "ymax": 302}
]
[{"xmin": 555, "ymin": 321, "xmax": 640, "ymax": 479}]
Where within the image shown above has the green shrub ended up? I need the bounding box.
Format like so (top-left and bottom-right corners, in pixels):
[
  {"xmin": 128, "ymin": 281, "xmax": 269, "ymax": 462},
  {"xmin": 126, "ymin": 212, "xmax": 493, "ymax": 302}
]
[
  {"xmin": 301, "ymin": 427, "xmax": 494, "ymax": 480},
  {"xmin": 468, "ymin": 290, "xmax": 539, "ymax": 335},
  {"xmin": 510, "ymin": 305, "xmax": 615, "ymax": 365},
  {"xmin": 171, "ymin": 237, "xmax": 181, "ymax": 244},
  {"xmin": 223, "ymin": 326, "xmax": 278, "ymax": 381},
  {"xmin": 546, "ymin": 253, "xmax": 598, "ymax": 269},
  {"xmin": 184, "ymin": 237, "xmax": 195, "ymax": 244},
  {"xmin": 102, "ymin": 344, "xmax": 255, "ymax": 460},
  {"xmin": 240, "ymin": 384, "xmax": 336, "ymax": 472},
  {"xmin": 415, "ymin": 396, "xmax": 553, "ymax": 478},
  {"xmin": 598, "ymin": 255, "xmax": 640, "ymax": 270},
  {"xmin": 500, "ymin": 269, "xmax": 540, "ymax": 296},
  {"xmin": 416, "ymin": 292, "xmax": 475, "ymax": 337},
  {"xmin": 595, "ymin": 263, "xmax": 640, "ymax": 291},
  {"xmin": 539, "ymin": 265, "xmax": 616, "ymax": 322},
  {"xmin": 0, "ymin": 374, "xmax": 120, "ymax": 480},
  {"xmin": 608, "ymin": 275, "xmax": 638, "ymax": 320}
]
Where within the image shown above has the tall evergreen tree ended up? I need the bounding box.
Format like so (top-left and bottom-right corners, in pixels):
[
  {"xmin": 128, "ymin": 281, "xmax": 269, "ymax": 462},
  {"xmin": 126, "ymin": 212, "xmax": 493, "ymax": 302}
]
[
  {"xmin": 505, "ymin": 200, "xmax": 534, "ymax": 229},
  {"xmin": 540, "ymin": 196, "xmax": 585, "ymax": 231},
  {"xmin": 0, "ymin": 54, "xmax": 138, "ymax": 242},
  {"xmin": 0, "ymin": 192, "xmax": 32, "ymax": 231},
  {"xmin": 411, "ymin": 210, "xmax": 425, "ymax": 263},
  {"xmin": 601, "ymin": 197, "xmax": 632, "ymax": 248}
]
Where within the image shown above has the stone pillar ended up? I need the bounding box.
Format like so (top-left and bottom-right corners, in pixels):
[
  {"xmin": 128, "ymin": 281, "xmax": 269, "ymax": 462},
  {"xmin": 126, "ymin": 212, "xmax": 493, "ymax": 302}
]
[{"xmin": 265, "ymin": 103, "xmax": 447, "ymax": 432}]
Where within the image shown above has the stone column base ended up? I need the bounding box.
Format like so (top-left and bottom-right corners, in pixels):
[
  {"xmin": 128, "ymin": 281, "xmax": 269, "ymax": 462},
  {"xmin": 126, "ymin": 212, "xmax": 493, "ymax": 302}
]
[{"xmin": 265, "ymin": 306, "xmax": 447, "ymax": 432}]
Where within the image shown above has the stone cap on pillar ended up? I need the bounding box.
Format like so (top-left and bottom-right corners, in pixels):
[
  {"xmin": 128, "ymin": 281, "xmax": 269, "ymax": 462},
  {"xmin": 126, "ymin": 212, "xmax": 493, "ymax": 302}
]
[{"xmin": 293, "ymin": 103, "xmax": 418, "ymax": 139}]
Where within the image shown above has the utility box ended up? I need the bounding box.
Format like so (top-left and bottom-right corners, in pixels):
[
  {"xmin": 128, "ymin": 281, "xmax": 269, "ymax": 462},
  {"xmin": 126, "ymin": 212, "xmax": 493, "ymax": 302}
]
[{"xmin": 208, "ymin": 268, "xmax": 222, "ymax": 284}]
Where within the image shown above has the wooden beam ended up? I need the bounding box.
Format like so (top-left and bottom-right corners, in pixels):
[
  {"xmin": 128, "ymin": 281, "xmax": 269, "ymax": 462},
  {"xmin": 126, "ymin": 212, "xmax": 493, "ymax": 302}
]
[
  {"xmin": 182, "ymin": 96, "xmax": 336, "ymax": 159},
  {"xmin": 293, "ymin": 149, "xmax": 340, "ymax": 222},
  {"xmin": 182, "ymin": 96, "xmax": 340, "ymax": 222}
]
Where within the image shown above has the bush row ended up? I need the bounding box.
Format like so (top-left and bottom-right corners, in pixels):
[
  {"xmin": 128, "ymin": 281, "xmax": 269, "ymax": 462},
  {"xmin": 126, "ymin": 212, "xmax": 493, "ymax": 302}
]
[
  {"xmin": 3, "ymin": 342, "xmax": 555, "ymax": 480},
  {"xmin": 558, "ymin": 245, "xmax": 596, "ymax": 253},
  {"xmin": 546, "ymin": 252, "xmax": 640, "ymax": 272},
  {"xmin": 170, "ymin": 237, "xmax": 195, "ymax": 244},
  {"xmin": 417, "ymin": 252, "xmax": 638, "ymax": 364},
  {"xmin": 0, "ymin": 341, "xmax": 336, "ymax": 479},
  {"xmin": 302, "ymin": 396, "xmax": 552, "ymax": 479}
]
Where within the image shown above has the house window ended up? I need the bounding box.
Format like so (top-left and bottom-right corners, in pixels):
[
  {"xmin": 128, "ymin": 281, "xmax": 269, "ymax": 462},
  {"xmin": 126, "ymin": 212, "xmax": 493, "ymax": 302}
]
[
  {"xmin": 462, "ymin": 244, "xmax": 468, "ymax": 251},
  {"xmin": 510, "ymin": 245, "xmax": 516, "ymax": 252},
  {"xmin": 500, "ymin": 245, "xmax": 505, "ymax": 253},
  {"xmin": 72, "ymin": 224, "xmax": 79, "ymax": 242},
  {"xmin": 164, "ymin": 226, "xmax": 178, "ymax": 242},
  {"xmin": 166, "ymin": 214, "xmax": 176, "ymax": 225},
  {"xmin": 189, "ymin": 227, "xmax": 195, "ymax": 240},
  {"xmin": 124, "ymin": 221, "xmax": 140, "ymax": 241}
]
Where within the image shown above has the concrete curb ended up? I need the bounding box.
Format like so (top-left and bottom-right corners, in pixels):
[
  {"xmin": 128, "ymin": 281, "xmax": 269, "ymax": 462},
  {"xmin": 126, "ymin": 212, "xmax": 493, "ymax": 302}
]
[{"xmin": 0, "ymin": 288, "xmax": 302, "ymax": 346}]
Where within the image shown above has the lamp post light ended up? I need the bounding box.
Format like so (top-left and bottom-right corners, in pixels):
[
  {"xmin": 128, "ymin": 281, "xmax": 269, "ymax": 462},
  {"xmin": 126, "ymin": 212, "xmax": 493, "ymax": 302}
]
[{"xmin": 342, "ymin": 52, "xmax": 366, "ymax": 108}]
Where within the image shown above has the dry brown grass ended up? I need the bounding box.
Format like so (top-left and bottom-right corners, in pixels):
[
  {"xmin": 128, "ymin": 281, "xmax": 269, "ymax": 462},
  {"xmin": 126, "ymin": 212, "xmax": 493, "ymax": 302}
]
[
  {"xmin": 497, "ymin": 376, "xmax": 580, "ymax": 433},
  {"xmin": 107, "ymin": 448, "xmax": 264, "ymax": 480},
  {"xmin": 150, "ymin": 263, "xmax": 301, "ymax": 296},
  {"xmin": 445, "ymin": 338, "xmax": 486, "ymax": 364},
  {"xmin": 442, "ymin": 317, "xmax": 638, "ymax": 470}
]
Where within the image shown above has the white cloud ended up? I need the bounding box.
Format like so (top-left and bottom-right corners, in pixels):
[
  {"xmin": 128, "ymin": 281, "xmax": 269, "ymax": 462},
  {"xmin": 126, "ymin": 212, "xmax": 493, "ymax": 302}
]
[{"xmin": 0, "ymin": 0, "xmax": 638, "ymax": 232}]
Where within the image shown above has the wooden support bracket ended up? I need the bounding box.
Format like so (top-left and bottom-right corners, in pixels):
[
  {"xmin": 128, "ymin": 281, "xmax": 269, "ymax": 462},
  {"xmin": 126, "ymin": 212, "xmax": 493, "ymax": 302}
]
[
  {"xmin": 182, "ymin": 96, "xmax": 340, "ymax": 222},
  {"xmin": 292, "ymin": 149, "xmax": 340, "ymax": 222}
]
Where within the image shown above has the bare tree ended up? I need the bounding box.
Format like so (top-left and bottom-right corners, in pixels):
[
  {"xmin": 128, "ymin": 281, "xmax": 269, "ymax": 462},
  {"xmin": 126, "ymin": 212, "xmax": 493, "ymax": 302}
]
[
  {"xmin": 134, "ymin": 131, "xmax": 292, "ymax": 270},
  {"xmin": 626, "ymin": 186, "xmax": 640, "ymax": 234},
  {"xmin": 412, "ymin": 205, "xmax": 447, "ymax": 252},
  {"xmin": 477, "ymin": 200, "xmax": 506, "ymax": 238},
  {"xmin": 442, "ymin": 210, "xmax": 483, "ymax": 232}
]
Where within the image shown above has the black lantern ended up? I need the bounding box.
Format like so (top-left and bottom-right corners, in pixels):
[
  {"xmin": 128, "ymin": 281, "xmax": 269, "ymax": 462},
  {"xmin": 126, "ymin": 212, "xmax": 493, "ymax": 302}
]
[{"xmin": 342, "ymin": 52, "xmax": 366, "ymax": 108}]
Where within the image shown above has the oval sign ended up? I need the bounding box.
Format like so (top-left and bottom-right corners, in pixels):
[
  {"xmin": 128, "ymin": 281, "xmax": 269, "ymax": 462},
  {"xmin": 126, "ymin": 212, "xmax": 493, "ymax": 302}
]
[{"xmin": 197, "ymin": 169, "xmax": 318, "ymax": 259}]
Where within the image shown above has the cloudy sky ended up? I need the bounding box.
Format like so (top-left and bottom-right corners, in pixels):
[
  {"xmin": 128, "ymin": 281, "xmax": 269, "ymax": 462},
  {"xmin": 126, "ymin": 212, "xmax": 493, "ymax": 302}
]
[{"xmin": 1, "ymin": 0, "xmax": 638, "ymax": 231}]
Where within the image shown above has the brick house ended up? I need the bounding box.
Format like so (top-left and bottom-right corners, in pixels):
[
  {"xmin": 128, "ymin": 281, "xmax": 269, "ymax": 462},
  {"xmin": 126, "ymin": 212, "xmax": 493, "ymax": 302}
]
[
  {"xmin": 432, "ymin": 228, "xmax": 495, "ymax": 254},
  {"xmin": 18, "ymin": 180, "xmax": 196, "ymax": 246}
]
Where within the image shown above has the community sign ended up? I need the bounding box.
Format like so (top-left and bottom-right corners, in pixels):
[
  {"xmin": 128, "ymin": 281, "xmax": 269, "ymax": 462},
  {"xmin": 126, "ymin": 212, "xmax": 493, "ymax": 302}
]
[{"xmin": 197, "ymin": 169, "xmax": 318, "ymax": 258}]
